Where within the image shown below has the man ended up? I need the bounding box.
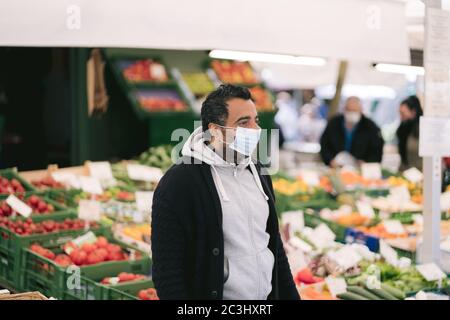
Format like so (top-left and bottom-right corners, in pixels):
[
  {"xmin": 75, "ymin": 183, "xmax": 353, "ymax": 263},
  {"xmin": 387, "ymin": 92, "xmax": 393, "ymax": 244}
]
[
  {"xmin": 151, "ymin": 84, "xmax": 299, "ymax": 300},
  {"xmin": 320, "ymin": 96, "xmax": 384, "ymax": 167}
]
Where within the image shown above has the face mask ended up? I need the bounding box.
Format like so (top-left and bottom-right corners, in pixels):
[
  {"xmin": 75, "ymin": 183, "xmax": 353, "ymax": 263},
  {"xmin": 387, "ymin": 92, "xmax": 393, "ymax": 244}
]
[
  {"xmin": 213, "ymin": 125, "xmax": 261, "ymax": 156},
  {"xmin": 344, "ymin": 111, "xmax": 361, "ymax": 125}
]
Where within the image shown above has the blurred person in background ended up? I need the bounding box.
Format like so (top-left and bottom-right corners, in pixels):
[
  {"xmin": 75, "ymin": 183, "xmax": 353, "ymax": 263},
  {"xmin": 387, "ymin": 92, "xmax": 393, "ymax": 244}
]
[
  {"xmin": 396, "ymin": 95, "xmax": 423, "ymax": 171},
  {"xmin": 320, "ymin": 96, "xmax": 384, "ymax": 168},
  {"xmin": 274, "ymin": 91, "xmax": 298, "ymax": 144},
  {"xmin": 297, "ymin": 102, "xmax": 326, "ymax": 143}
]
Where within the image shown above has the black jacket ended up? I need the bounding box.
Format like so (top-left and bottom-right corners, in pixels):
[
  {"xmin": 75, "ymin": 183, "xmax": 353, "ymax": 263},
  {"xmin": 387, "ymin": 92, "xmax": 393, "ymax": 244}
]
[
  {"xmin": 151, "ymin": 157, "xmax": 299, "ymax": 300},
  {"xmin": 319, "ymin": 114, "xmax": 384, "ymax": 165}
]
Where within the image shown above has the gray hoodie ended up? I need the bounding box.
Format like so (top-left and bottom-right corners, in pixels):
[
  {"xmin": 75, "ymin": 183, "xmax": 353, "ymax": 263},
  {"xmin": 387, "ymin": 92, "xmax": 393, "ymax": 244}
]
[{"xmin": 182, "ymin": 127, "xmax": 274, "ymax": 300}]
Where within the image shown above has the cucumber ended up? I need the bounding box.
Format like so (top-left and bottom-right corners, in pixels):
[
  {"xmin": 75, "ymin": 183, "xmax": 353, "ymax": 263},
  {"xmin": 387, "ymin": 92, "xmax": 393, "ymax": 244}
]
[
  {"xmin": 347, "ymin": 286, "xmax": 382, "ymax": 300},
  {"xmin": 380, "ymin": 284, "xmax": 406, "ymax": 300},
  {"xmin": 337, "ymin": 292, "xmax": 369, "ymax": 300},
  {"xmin": 365, "ymin": 286, "xmax": 399, "ymax": 300}
]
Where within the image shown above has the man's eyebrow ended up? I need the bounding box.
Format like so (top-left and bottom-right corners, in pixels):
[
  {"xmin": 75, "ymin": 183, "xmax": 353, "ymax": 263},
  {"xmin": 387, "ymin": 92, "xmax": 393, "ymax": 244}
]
[{"xmin": 234, "ymin": 116, "xmax": 251, "ymax": 123}]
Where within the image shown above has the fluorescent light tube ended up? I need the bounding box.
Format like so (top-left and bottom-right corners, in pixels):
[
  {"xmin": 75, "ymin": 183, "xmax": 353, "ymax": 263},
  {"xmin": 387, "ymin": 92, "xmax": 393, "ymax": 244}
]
[
  {"xmin": 374, "ymin": 63, "xmax": 425, "ymax": 76},
  {"xmin": 209, "ymin": 50, "xmax": 326, "ymax": 66}
]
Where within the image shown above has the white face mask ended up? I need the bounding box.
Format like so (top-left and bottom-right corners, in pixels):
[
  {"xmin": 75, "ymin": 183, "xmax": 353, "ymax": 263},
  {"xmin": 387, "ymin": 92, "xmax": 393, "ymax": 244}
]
[
  {"xmin": 344, "ymin": 111, "xmax": 361, "ymax": 125},
  {"xmin": 213, "ymin": 125, "xmax": 261, "ymax": 156}
]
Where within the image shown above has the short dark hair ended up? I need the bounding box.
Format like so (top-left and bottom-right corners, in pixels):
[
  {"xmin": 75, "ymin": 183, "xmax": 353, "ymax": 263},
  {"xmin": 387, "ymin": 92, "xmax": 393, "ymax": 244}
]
[
  {"xmin": 201, "ymin": 84, "xmax": 253, "ymax": 131},
  {"xmin": 401, "ymin": 95, "xmax": 423, "ymax": 119}
]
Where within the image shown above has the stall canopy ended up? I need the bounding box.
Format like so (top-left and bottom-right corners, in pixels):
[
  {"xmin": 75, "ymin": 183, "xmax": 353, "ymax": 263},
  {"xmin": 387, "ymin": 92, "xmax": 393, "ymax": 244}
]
[{"xmin": 0, "ymin": 0, "xmax": 410, "ymax": 64}]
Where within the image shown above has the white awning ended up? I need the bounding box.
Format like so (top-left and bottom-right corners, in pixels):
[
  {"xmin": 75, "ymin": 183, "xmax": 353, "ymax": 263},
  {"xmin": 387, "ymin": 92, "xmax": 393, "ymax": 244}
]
[{"xmin": 0, "ymin": 0, "xmax": 410, "ymax": 64}]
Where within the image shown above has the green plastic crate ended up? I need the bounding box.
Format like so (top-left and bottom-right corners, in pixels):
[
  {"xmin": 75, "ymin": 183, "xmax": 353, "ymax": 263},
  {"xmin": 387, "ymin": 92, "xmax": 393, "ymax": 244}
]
[
  {"xmin": 0, "ymin": 168, "xmax": 37, "ymax": 194},
  {"xmin": 0, "ymin": 214, "xmax": 107, "ymax": 291},
  {"xmin": 103, "ymin": 279, "xmax": 155, "ymax": 300},
  {"xmin": 20, "ymin": 237, "xmax": 151, "ymax": 300}
]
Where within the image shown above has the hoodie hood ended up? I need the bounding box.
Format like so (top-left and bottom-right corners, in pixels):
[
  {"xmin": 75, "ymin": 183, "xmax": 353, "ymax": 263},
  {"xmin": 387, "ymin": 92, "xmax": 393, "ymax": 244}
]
[{"xmin": 181, "ymin": 127, "xmax": 269, "ymax": 202}]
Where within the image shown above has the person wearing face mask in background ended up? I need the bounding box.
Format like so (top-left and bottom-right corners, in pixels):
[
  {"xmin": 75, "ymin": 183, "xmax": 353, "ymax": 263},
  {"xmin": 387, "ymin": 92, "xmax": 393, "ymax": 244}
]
[
  {"xmin": 396, "ymin": 95, "xmax": 423, "ymax": 171},
  {"xmin": 319, "ymin": 96, "xmax": 384, "ymax": 168},
  {"xmin": 151, "ymin": 84, "xmax": 299, "ymax": 300}
]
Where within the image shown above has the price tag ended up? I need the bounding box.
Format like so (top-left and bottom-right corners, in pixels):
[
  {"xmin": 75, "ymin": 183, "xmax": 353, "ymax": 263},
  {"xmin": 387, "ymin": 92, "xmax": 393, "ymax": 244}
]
[
  {"xmin": 135, "ymin": 191, "xmax": 154, "ymax": 213},
  {"xmin": 51, "ymin": 172, "xmax": 81, "ymax": 189},
  {"xmin": 416, "ymin": 263, "xmax": 447, "ymax": 281},
  {"xmin": 379, "ymin": 240, "xmax": 398, "ymax": 266},
  {"xmin": 87, "ymin": 161, "xmax": 114, "ymax": 180},
  {"xmin": 361, "ymin": 163, "xmax": 382, "ymax": 180},
  {"xmin": 287, "ymin": 250, "xmax": 308, "ymax": 274},
  {"xmin": 281, "ymin": 211, "xmax": 304, "ymax": 238},
  {"xmin": 356, "ymin": 201, "xmax": 375, "ymax": 219},
  {"xmin": 79, "ymin": 176, "xmax": 103, "ymax": 195},
  {"xmin": 383, "ymin": 220, "xmax": 406, "ymax": 235},
  {"xmin": 398, "ymin": 257, "xmax": 412, "ymax": 269},
  {"xmin": 313, "ymin": 223, "xmax": 336, "ymax": 243},
  {"xmin": 299, "ymin": 170, "xmax": 320, "ymax": 187},
  {"xmin": 78, "ymin": 200, "xmax": 101, "ymax": 221},
  {"xmin": 327, "ymin": 246, "xmax": 361, "ymax": 270},
  {"xmin": 71, "ymin": 231, "xmax": 98, "ymax": 248},
  {"xmin": 308, "ymin": 224, "xmax": 336, "ymax": 250},
  {"xmin": 325, "ymin": 277, "xmax": 347, "ymax": 297},
  {"xmin": 127, "ymin": 164, "xmax": 163, "ymax": 182},
  {"xmin": 403, "ymin": 167, "xmax": 423, "ymax": 184},
  {"xmin": 390, "ymin": 185, "xmax": 411, "ymax": 202},
  {"xmin": 288, "ymin": 237, "xmax": 313, "ymax": 253},
  {"xmin": 6, "ymin": 195, "xmax": 32, "ymax": 218}
]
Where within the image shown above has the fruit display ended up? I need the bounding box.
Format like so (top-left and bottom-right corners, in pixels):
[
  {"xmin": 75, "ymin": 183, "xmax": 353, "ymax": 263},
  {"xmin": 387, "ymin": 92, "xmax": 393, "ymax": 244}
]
[
  {"xmin": 337, "ymin": 170, "xmax": 387, "ymax": 189},
  {"xmin": 299, "ymin": 283, "xmax": 336, "ymax": 300},
  {"xmin": 138, "ymin": 145, "xmax": 174, "ymax": 172},
  {"xmin": 121, "ymin": 224, "xmax": 151, "ymax": 242},
  {"xmin": 181, "ymin": 72, "xmax": 215, "ymax": 97},
  {"xmin": 138, "ymin": 95, "xmax": 187, "ymax": 112},
  {"xmin": 320, "ymin": 207, "xmax": 369, "ymax": 227},
  {"xmin": 294, "ymin": 267, "xmax": 323, "ymax": 285},
  {"xmin": 0, "ymin": 218, "xmax": 98, "ymax": 236},
  {"xmin": 0, "ymin": 195, "xmax": 55, "ymax": 217},
  {"xmin": 0, "ymin": 176, "xmax": 26, "ymax": 194},
  {"xmin": 31, "ymin": 176, "xmax": 65, "ymax": 190},
  {"xmin": 211, "ymin": 60, "xmax": 258, "ymax": 84},
  {"xmin": 101, "ymin": 272, "xmax": 147, "ymax": 285},
  {"xmin": 33, "ymin": 236, "xmax": 140, "ymax": 267},
  {"xmin": 138, "ymin": 288, "xmax": 159, "ymax": 300},
  {"xmin": 355, "ymin": 224, "xmax": 409, "ymax": 239},
  {"xmin": 249, "ymin": 86, "xmax": 273, "ymax": 111},
  {"xmin": 121, "ymin": 59, "xmax": 168, "ymax": 83},
  {"xmin": 74, "ymin": 187, "xmax": 136, "ymax": 204}
]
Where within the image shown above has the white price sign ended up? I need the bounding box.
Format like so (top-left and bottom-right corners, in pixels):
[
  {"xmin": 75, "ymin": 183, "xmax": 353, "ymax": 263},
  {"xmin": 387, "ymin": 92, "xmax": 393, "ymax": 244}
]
[
  {"xmin": 51, "ymin": 172, "xmax": 81, "ymax": 189},
  {"xmin": 390, "ymin": 185, "xmax": 411, "ymax": 202},
  {"xmin": 135, "ymin": 191, "xmax": 154, "ymax": 213},
  {"xmin": 281, "ymin": 211, "xmax": 304, "ymax": 238},
  {"xmin": 127, "ymin": 164, "xmax": 163, "ymax": 182},
  {"xmin": 383, "ymin": 220, "xmax": 406, "ymax": 235},
  {"xmin": 299, "ymin": 170, "xmax": 320, "ymax": 187},
  {"xmin": 325, "ymin": 277, "xmax": 347, "ymax": 298},
  {"xmin": 6, "ymin": 195, "xmax": 32, "ymax": 218},
  {"xmin": 379, "ymin": 240, "xmax": 398, "ymax": 267},
  {"xmin": 416, "ymin": 263, "xmax": 446, "ymax": 281},
  {"xmin": 361, "ymin": 163, "xmax": 382, "ymax": 180},
  {"xmin": 79, "ymin": 176, "xmax": 103, "ymax": 195},
  {"xmin": 87, "ymin": 161, "xmax": 114, "ymax": 180},
  {"xmin": 78, "ymin": 200, "xmax": 101, "ymax": 221},
  {"xmin": 403, "ymin": 167, "xmax": 423, "ymax": 184},
  {"xmin": 356, "ymin": 201, "xmax": 375, "ymax": 219},
  {"xmin": 327, "ymin": 246, "xmax": 361, "ymax": 270}
]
